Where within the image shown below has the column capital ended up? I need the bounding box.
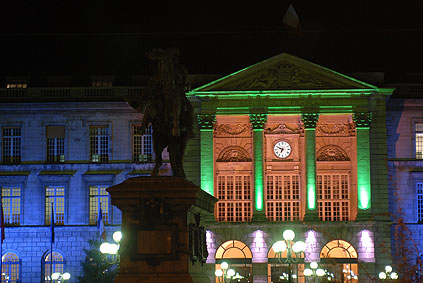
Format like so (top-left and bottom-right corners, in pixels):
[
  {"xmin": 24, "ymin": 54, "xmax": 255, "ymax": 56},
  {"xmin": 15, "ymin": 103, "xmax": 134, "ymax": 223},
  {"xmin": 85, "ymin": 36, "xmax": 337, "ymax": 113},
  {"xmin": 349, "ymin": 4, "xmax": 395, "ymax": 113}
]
[
  {"xmin": 301, "ymin": 113, "xmax": 319, "ymax": 128},
  {"xmin": 197, "ymin": 114, "xmax": 216, "ymax": 130},
  {"xmin": 353, "ymin": 112, "xmax": 372, "ymax": 128},
  {"xmin": 249, "ymin": 113, "xmax": 268, "ymax": 130}
]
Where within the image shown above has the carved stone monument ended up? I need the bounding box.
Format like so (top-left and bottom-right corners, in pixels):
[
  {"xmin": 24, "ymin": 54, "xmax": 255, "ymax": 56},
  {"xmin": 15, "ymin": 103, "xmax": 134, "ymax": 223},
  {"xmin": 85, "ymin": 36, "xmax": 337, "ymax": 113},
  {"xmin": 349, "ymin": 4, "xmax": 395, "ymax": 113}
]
[{"xmin": 107, "ymin": 177, "xmax": 217, "ymax": 283}]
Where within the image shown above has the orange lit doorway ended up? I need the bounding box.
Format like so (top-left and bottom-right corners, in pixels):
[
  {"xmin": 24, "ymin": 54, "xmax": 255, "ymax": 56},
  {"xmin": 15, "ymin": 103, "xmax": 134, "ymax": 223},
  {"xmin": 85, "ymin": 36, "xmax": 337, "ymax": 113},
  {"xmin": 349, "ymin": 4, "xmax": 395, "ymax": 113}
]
[
  {"xmin": 267, "ymin": 241, "xmax": 305, "ymax": 283},
  {"xmin": 215, "ymin": 240, "xmax": 253, "ymax": 282},
  {"xmin": 320, "ymin": 240, "xmax": 358, "ymax": 283}
]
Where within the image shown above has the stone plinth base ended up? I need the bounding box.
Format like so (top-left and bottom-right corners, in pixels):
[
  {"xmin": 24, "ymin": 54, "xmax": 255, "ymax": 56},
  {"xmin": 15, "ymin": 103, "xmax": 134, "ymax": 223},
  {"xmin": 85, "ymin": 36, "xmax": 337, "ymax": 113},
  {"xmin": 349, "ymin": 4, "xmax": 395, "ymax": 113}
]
[{"xmin": 107, "ymin": 176, "xmax": 217, "ymax": 283}]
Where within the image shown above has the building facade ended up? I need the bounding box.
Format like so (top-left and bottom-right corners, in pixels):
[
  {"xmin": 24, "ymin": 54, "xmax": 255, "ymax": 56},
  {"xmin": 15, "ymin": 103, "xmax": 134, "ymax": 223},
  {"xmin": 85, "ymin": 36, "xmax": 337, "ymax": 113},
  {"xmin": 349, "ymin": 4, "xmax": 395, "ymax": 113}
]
[{"xmin": 0, "ymin": 52, "xmax": 416, "ymax": 282}]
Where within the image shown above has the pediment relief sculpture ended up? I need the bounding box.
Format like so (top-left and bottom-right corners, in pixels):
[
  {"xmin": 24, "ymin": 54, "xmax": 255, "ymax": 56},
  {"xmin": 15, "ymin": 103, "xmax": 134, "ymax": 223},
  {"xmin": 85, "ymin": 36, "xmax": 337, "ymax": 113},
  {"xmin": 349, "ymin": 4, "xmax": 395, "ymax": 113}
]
[
  {"xmin": 316, "ymin": 123, "xmax": 355, "ymax": 136},
  {"xmin": 265, "ymin": 123, "xmax": 301, "ymax": 134},
  {"xmin": 216, "ymin": 146, "xmax": 252, "ymax": 162},
  {"xmin": 233, "ymin": 63, "xmax": 337, "ymax": 90},
  {"xmin": 317, "ymin": 145, "xmax": 350, "ymax": 161},
  {"xmin": 214, "ymin": 124, "xmax": 251, "ymax": 137}
]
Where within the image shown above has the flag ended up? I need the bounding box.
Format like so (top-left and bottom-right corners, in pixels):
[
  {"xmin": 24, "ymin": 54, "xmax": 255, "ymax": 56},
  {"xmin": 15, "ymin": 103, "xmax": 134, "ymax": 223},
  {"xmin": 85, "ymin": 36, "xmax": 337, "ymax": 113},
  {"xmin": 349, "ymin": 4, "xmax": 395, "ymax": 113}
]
[
  {"xmin": 283, "ymin": 4, "xmax": 303, "ymax": 36},
  {"xmin": 50, "ymin": 202, "xmax": 55, "ymax": 244},
  {"xmin": 0, "ymin": 203, "xmax": 5, "ymax": 244},
  {"xmin": 97, "ymin": 206, "xmax": 106, "ymax": 240}
]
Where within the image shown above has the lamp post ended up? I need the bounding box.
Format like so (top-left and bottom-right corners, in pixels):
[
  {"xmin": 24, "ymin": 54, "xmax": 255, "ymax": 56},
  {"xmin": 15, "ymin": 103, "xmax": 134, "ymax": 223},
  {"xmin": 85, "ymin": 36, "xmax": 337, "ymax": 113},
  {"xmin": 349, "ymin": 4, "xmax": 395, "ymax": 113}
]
[
  {"xmin": 378, "ymin": 265, "xmax": 398, "ymax": 281},
  {"xmin": 99, "ymin": 231, "xmax": 122, "ymax": 264},
  {"xmin": 215, "ymin": 261, "xmax": 237, "ymax": 283},
  {"xmin": 272, "ymin": 229, "xmax": 306, "ymax": 283},
  {"xmin": 304, "ymin": 262, "xmax": 332, "ymax": 283},
  {"xmin": 51, "ymin": 272, "xmax": 71, "ymax": 282}
]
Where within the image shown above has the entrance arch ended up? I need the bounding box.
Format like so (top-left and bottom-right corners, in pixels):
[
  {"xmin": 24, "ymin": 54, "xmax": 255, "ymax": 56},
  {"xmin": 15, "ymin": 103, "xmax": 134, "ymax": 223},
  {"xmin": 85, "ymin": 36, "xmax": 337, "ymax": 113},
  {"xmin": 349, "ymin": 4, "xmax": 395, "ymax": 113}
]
[
  {"xmin": 320, "ymin": 240, "xmax": 358, "ymax": 282},
  {"xmin": 215, "ymin": 240, "xmax": 252, "ymax": 282},
  {"xmin": 267, "ymin": 241, "xmax": 305, "ymax": 283}
]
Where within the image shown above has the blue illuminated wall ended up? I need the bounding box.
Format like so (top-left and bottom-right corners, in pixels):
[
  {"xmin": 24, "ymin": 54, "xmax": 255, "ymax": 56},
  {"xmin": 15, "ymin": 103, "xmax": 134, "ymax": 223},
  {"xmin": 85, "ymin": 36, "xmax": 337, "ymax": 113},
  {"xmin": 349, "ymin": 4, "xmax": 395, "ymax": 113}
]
[{"xmin": 0, "ymin": 101, "xmax": 171, "ymax": 282}]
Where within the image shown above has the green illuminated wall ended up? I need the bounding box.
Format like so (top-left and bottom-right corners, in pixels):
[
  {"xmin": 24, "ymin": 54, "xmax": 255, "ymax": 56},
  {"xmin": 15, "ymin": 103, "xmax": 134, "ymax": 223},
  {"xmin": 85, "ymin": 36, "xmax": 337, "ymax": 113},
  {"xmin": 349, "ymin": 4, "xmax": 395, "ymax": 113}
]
[
  {"xmin": 250, "ymin": 114, "xmax": 267, "ymax": 212},
  {"xmin": 354, "ymin": 113, "xmax": 372, "ymax": 211},
  {"xmin": 198, "ymin": 114, "xmax": 216, "ymax": 196},
  {"xmin": 305, "ymin": 128, "xmax": 317, "ymax": 210}
]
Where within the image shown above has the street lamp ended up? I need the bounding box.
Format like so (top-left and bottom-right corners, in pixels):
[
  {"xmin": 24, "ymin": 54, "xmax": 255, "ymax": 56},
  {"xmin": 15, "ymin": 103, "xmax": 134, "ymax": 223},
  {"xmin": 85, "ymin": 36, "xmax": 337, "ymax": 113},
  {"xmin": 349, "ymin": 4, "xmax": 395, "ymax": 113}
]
[
  {"xmin": 378, "ymin": 265, "xmax": 398, "ymax": 281},
  {"xmin": 272, "ymin": 229, "xmax": 306, "ymax": 283},
  {"xmin": 215, "ymin": 261, "xmax": 237, "ymax": 283},
  {"xmin": 51, "ymin": 272, "xmax": 71, "ymax": 282},
  {"xmin": 99, "ymin": 230, "xmax": 122, "ymax": 264},
  {"xmin": 304, "ymin": 262, "xmax": 329, "ymax": 283}
]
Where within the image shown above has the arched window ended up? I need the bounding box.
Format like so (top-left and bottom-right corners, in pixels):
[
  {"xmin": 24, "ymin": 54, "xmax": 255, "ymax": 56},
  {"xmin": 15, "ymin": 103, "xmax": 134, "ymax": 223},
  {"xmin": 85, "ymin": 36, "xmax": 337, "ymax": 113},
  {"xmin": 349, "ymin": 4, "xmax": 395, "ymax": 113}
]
[
  {"xmin": 2, "ymin": 252, "xmax": 21, "ymax": 283},
  {"xmin": 320, "ymin": 240, "xmax": 358, "ymax": 283},
  {"xmin": 215, "ymin": 240, "xmax": 252, "ymax": 282},
  {"xmin": 43, "ymin": 251, "xmax": 64, "ymax": 283}
]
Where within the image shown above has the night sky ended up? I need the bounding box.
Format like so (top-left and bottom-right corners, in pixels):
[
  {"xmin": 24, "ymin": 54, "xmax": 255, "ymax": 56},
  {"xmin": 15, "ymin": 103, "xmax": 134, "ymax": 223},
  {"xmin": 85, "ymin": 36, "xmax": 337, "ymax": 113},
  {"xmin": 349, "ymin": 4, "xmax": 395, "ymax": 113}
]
[{"xmin": 1, "ymin": 1, "xmax": 423, "ymax": 83}]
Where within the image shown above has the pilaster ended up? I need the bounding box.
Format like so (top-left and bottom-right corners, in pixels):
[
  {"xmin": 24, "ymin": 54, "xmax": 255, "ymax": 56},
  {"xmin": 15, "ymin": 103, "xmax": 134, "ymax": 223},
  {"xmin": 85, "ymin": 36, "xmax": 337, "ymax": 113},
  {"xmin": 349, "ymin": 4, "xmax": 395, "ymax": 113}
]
[{"xmin": 197, "ymin": 114, "xmax": 216, "ymax": 196}]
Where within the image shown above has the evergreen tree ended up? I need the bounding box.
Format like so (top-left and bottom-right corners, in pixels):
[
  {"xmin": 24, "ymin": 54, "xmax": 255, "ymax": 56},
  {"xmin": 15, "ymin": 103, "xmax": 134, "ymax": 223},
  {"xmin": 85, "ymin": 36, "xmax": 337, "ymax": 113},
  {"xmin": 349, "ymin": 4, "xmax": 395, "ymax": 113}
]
[{"xmin": 77, "ymin": 239, "xmax": 118, "ymax": 283}]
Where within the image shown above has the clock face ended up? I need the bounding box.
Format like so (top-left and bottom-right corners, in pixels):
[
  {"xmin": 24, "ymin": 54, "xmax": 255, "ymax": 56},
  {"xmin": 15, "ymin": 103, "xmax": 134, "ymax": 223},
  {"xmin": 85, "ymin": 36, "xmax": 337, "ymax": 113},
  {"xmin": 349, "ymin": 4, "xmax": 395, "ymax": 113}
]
[{"xmin": 273, "ymin": 141, "xmax": 292, "ymax": 159}]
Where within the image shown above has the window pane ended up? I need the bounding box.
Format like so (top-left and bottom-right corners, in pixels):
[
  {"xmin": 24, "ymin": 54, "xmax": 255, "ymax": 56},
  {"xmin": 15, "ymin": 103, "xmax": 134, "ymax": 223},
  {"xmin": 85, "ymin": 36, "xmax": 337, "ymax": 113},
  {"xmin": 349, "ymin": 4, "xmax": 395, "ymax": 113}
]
[
  {"xmin": 317, "ymin": 174, "xmax": 350, "ymax": 221},
  {"xmin": 2, "ymin": 128, "xmax": 21, "ymax": 164},
  {"xmin": 45, "ymin": 186, "xmax": 65, "ymax": 225},
  {"xmin": 90, "ymin": 126, "xmax": 109, "ymax": 162},
  {"xmin": 89, "ymin": 185, "xmax": 110, "ymax": 225},
  {"xmin": 2, "ymin": 187, "xmax": 21, "ymax": 225},
  {"xmin": 416, "ymin": 123, "xmax": 423, "ymax": 159},
  {"xmin": 133, "ymin": 125, "xmax": 153, "ymax": 162},
  {"xmin": 2, "ymin": 252, "xmax": 20, "ymax": 282},
  {"xmin": 44, "ymin": 252, "xmax": 64, "ymax": 282}
]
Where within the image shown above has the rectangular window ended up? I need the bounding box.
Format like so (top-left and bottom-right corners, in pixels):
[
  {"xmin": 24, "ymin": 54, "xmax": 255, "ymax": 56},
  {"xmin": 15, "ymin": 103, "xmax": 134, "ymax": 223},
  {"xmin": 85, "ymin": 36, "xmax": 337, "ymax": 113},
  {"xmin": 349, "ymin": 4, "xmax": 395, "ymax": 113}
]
[
  {"xmin": 45, "ymin": 186, "xmax": 65, "ymax": 225},
  {"xmin": 89, "ymin": 185, "xmax": 110, "ymax": 225},
  {"xmin": 317, "ymin": 174, "xmax": 350, "ymax": 221},
  {"xmin": 1, "ymin": 187, "xmax": 21, "ymax": 225},
  {"xmin": 266, "ymin": 175, "xmax": 300, "ymax": 221},
  {"xmin": 133, "ymin": 125, "xmax": 153, "ymax": 162},
  {"xmin": 216, "ymin": 175, "xmax": 252, "ymax": 222},
  {"xmin": 416, "ymin": 123, "xmax": 423, "ymax": 159},
  {"xmin": 46, "ymin": 126, "xmax": 65, "ymax": 163},
  {"xmin": 417, "ymin": 183, "xmax": 423, "ymax": 223},
  {"xmin": 2, "ymin": 128, "xmax": 21, "ymax": 164},
  {"xmin": 90, "ymin": 126, "xmax": 109, "ymax": 162}
]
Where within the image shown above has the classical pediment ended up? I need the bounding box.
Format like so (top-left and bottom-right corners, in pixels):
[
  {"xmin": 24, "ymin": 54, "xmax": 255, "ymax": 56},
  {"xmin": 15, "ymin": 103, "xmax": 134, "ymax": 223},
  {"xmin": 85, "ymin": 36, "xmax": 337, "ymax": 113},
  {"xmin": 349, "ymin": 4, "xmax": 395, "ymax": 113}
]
[{"xmin": 192, "ymin": 53, "xmax": 377, "ymax": 92}]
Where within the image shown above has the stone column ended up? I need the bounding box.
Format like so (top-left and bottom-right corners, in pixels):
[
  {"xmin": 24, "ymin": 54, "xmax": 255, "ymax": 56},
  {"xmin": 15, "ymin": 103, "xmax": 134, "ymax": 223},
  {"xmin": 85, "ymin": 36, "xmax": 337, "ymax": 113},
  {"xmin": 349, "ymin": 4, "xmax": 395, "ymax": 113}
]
[
  {"xmin": 250, "ymin": 113, "xmax": 268, "ymax": 221},
  {"xmin": 301, "ymin": 113, "xmax": 320, "ymax": 221},
  {"xmin": 353, "ymin": 112, "xmax": 372, "ymax": 220},
  {"xmin": 197, "ymin": 114, "xmax": 216, "ymax": 196}
]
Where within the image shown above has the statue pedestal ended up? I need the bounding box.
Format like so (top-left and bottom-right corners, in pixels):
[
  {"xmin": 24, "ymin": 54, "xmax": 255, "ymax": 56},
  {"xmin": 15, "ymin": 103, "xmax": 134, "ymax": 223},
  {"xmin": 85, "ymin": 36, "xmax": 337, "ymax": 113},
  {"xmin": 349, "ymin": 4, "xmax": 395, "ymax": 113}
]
[{"xmin": 107, "ymin": 177, "xmax": 217, "ymax": 283}]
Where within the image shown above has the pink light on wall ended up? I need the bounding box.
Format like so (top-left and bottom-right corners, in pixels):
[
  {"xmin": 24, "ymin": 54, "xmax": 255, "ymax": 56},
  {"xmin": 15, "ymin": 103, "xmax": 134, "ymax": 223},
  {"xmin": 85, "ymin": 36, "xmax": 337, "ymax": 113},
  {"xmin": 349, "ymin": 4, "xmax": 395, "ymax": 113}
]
[
  {"xmin": 305, "ymin": 230, "xmax": 319, "ymax": 262},
  {"xmin": 251, "ymin": 230, "xmax": 268, "ymax": 263},
  {"xmin": 206, "ymin": 230, "xmax": 216, "ymax": 263},
  {"xmin": 359, "ymin": 230, "xmax": 374, "ymax": 262}
]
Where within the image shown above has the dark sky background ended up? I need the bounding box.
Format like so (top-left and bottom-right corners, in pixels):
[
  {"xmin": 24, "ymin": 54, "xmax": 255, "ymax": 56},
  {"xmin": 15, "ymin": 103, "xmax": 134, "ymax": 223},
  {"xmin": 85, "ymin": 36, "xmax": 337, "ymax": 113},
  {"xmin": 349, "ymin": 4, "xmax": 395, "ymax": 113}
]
[{"xmin": 1, "ymin": 0, "xmax": 423, "ymax": 83}]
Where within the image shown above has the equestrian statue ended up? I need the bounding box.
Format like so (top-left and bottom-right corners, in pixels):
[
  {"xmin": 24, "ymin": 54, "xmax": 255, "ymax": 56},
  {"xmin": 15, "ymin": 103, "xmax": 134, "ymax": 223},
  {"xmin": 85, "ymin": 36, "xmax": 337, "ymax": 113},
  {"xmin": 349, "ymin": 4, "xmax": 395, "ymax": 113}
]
[{"xmin": 127, "ymin": 47, "xmax": 194, "ymax": 178}]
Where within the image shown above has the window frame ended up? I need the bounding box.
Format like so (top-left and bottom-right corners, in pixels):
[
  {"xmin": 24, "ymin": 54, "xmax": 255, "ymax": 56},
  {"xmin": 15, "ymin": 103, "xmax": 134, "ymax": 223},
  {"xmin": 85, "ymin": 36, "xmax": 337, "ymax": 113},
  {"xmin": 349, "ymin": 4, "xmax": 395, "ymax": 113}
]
[
  {"xmin": 88, "ymin": 185, "xmax": 111, "ymax": 225},
  {"xmin": 46, "ymin": 125, "xmax": 66, "ymax": 163},
  {"xmin": 317, "ymin": 173, "xmax": 351, "ymax": 221},
  {"xmin": 2, "ymin": 127, "xmax": 22, "ymax": 164},
  {"xmin": 132, "ymin": 124, "xmax": 153, "ymax": 162},
  {"xmin": 415, "ymin": 122, "xmax": 423, "ymax": 160},
  {"xmin": 45, "ymin": 185, "xmax": 66, "ymax": 226},
  {"xmin": 2, "ymin": 252, "xmax": 22, "ymax": 283},
  {"xmin": 42, "ymin": 251, "xmax": 65, "ymax": 283},
  {"xmin": 89, "ymin": 125, "xmax": 111, "ymax": 163},
  {"xmin": 417, "ymin": 183, "xmax": 423, "ymax": 223},
  {"xmin": 1, "ymin": 186, "xmax": 21, "ymax": 226}
]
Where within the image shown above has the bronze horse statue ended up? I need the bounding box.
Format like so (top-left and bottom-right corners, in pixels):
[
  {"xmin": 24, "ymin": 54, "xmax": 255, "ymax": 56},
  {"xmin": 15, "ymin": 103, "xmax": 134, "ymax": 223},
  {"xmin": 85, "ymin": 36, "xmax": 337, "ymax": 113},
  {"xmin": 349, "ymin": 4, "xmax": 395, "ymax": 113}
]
[{"xmin": 128, "ymin": 48, "xmax": 193, "ymax": 178}]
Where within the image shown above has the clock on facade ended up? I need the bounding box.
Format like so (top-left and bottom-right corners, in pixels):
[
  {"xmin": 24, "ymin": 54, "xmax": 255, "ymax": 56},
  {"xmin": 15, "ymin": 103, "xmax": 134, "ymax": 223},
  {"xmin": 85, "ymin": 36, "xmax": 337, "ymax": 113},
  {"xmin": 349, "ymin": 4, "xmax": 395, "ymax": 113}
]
[{"xmin": 273, "ymin": 140, "xmax": 292, "ymax": 159}]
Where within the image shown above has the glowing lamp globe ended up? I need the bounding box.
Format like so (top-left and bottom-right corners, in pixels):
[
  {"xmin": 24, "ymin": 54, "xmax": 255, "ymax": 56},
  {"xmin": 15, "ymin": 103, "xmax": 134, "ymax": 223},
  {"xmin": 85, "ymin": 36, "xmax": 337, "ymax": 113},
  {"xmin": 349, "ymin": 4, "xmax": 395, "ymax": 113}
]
[
  {"xmin": 62, "ymin": 273, "xmax": 71, "ymax": 280},
  {"xmin": 221, "ymin": 262, "xmax": 229, "ymax": 270},
  {"xmin": 113, "ymin": 231, "xmax": 122, "ymax": 243},
  {"xmin": 292, "ymin": 241, "xmax": 306, "ymax": 253},
  {"xmin": 100, "ymin": 242, "xmax": 110, "ymax": 254},
  {"xmin": 304, "ymin": 268, "xmax": 313, "ymax": 276},
  {"xmin": 227, "ymin": 269, "xmax": 235, "ymax": 277},
  {"xmin": 109, "ymin": 243, "xmax": 119, "ymax": 255},
  {"xmin": 51, "ymin": 273, "xmax": 60, "ymax": 280},
  {"xmin": 272, "ymin": 241, "xmax": 287, "ymax": 253},
  {"xmin": 391, "ymin": 272, "xmax": 398, "ymax": 279},
  {"xmin": 310, "ymin": 262, "xmax": 318, "ymax": 269},
  {"xmin": 379, "ymin": 272, "xmax": 387, "ymax": 279},
  {"xmin": 316, "ymin": 269, "xmax": 325, "ymax": 277},
  {"xmin": 385, "ymin": 265, "xmax": 393, "ymax": 273},
  {"xmin": 283, "ymin": 230, "xmax": 295, "ymax": 241},
  {"xmin": 215, "ymin": 269, "xmax": 223, "ymax": 277}
]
